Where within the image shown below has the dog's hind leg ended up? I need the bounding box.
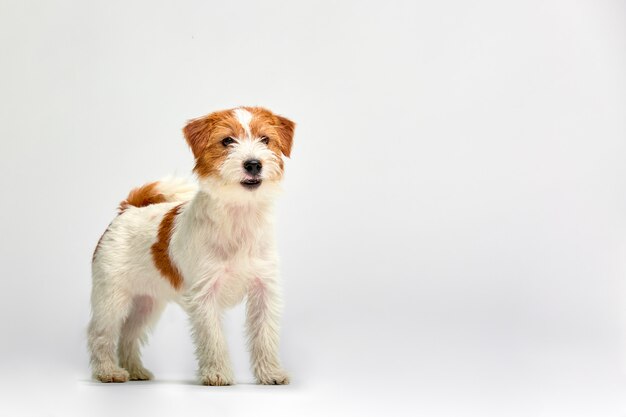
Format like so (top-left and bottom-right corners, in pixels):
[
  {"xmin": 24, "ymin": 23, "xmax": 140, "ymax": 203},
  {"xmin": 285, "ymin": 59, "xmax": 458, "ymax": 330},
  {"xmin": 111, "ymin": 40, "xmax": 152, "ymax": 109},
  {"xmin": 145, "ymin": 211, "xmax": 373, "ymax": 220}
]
[
  {"xmin": 87, "ymin": 285, "xmax": 132, "ymax": 383},
  {"xmin": 117, "ymin": 295, "xmax": 165, "ymax": 380}
]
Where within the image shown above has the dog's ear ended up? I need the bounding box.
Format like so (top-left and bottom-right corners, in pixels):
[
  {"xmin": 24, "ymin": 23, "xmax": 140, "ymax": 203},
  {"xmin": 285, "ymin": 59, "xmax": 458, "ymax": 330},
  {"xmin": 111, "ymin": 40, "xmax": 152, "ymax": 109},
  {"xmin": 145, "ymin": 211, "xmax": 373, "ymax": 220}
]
[
  {"xmin": 275, "ymin": 115, "xmax": 296, "ymax": 158},
  {"xmin": 183, "ymin": 115, "xmax": 214, "ymax": 159}
]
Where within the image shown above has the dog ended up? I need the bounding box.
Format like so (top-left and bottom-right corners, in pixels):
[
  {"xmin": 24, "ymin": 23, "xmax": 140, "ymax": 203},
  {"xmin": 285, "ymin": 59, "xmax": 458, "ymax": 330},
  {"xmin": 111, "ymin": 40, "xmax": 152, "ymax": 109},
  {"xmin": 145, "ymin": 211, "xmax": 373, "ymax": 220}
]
[{"xmin": 88, "ymin": 106, "xmax": 295, "ymax": 385}]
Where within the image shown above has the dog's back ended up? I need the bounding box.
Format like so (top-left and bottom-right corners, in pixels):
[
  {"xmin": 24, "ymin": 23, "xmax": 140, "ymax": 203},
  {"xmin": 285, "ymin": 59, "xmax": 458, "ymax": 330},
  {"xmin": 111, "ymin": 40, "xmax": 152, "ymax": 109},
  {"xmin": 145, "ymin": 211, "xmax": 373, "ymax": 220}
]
[
  {"xmin": 118, "ymin": 178, "xmax": 197, "ymax": 214},
  {"xmin": 93, "ymin": 178, "xmax": 196, "ymax": 261}
]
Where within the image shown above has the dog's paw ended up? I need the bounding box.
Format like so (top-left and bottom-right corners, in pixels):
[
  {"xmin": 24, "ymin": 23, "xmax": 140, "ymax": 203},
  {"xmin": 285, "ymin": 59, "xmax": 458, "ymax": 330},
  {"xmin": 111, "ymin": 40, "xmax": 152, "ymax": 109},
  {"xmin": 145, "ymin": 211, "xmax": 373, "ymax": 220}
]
[
  {"xmin": 127, "ymin": 366, "xmax": 154, "ymax": 381},
  {"xmin": 95, "ymin": 367, "xmax": 130, "ymax": 383},
  {"xmin": 256, "ymin": 369, "xmax": 290, "ymax": 385},
  {"xmin": 200, "ymin": 370, "xmax": 234, "ymax": 386}
]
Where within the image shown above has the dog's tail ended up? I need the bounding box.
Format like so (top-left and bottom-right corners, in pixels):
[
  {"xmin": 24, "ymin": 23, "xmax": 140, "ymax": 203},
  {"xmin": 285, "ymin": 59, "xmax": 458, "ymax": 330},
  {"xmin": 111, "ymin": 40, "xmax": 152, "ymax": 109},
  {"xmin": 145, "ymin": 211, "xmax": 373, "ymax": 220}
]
[{"xmin": 118, "ymin": 177, "xmax": 197, "ymax": 214}]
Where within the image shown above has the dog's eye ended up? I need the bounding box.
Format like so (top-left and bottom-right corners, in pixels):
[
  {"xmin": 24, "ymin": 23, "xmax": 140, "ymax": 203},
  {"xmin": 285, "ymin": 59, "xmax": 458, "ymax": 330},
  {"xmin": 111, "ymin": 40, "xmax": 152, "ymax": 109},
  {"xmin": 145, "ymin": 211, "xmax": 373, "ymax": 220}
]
[
  {"xmin": 221, "ymin": 137, "xmax": 236, "ymax": 147},
  {"xmin": 260, "ymin": 137, "xmax": 269, "ymax": 145}
]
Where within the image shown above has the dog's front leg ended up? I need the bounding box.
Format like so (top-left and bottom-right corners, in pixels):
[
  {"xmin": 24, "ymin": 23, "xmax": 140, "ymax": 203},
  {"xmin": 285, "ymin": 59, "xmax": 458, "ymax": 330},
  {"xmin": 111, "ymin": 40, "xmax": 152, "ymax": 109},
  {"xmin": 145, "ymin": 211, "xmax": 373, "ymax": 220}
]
[
  {"xmin": 246, "ymin": 275, "xmax": 290, "ymax": 385},
  {"xmin": 185, "ymin": 280, "xmax": 234, "ymax": 386}
]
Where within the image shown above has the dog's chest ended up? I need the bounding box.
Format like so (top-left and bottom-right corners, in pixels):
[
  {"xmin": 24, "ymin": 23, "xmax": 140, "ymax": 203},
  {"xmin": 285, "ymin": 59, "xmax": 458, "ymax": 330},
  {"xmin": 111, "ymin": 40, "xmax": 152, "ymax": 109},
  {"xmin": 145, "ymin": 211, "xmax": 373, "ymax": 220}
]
[
  {"xmin": 173, "ymin": 201, "xmax": 275, "ymax": 307},
  {"xmin": 213, "ymin": 257, "xmax": 255, "ymax": 306},
  {"xmin": 195, "ymin": 239, "xmax": 267, "ymax": 307}
]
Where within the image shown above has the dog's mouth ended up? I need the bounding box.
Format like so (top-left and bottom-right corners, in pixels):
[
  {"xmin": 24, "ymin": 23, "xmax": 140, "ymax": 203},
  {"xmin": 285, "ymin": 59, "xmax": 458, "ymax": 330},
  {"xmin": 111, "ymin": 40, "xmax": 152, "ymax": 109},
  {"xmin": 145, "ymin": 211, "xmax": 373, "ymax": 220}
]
[{"xmin": 241, "ymin": 178, "xmax": 262, "ymax": 190}]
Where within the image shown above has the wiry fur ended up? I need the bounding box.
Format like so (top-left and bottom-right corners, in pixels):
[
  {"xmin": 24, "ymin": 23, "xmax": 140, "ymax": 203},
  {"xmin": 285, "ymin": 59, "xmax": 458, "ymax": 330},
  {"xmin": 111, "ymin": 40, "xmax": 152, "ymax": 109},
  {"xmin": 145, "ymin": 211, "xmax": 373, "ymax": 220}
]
[{"xmin": 88, "ymin": 107, "xmax": 295, "ymax": 385}]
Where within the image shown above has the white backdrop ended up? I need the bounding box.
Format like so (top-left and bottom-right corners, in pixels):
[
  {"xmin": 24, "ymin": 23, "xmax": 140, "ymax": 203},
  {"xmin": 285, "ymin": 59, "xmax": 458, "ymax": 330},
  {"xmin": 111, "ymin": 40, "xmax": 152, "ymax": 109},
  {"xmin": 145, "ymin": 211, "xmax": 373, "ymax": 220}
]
[{"xmin": 1, "ymin": 1, "xmax": 625, "ymax": 416}]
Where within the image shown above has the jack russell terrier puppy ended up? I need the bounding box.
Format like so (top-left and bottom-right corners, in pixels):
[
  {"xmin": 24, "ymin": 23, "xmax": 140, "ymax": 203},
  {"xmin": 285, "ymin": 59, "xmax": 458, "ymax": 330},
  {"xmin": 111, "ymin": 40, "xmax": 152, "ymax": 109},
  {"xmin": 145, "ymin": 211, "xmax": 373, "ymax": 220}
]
[{"xmin": 88, "ymin": 107, "xmax": 295, "ymax": 385}]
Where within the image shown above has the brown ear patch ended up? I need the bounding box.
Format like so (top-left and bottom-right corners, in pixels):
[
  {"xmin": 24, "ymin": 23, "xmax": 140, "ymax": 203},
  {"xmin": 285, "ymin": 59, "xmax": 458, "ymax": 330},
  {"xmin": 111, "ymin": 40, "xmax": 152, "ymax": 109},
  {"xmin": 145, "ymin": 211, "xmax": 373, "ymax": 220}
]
[
  {"xmin": 182, "ymin": 110, "xmax": 245, "ymax": 177},
  {"xmin": 183, "ymin": 115, "xmax": 216, "ymax": 160},
  {"xmin": 151, "ymin": 204, "xmax": 185, "ymax": 290},
  {"xmin": 274, "ymin": 114, "xmax": 295, "ymax": 157},
  {"xmin": 118, "ymin": 182, "xmax": 167, "ymax": 213}
]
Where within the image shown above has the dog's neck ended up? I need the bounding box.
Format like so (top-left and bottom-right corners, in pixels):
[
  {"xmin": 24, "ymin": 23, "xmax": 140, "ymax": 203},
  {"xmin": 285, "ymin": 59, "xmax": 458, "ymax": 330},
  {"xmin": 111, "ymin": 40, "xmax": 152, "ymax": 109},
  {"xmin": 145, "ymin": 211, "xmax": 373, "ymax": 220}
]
[
  {"xmin": 188, "ymin": 188, "xmax": 273, "ymax": 222},
  {"xmin": 177, "ymin": 188, "xmax": 274, "ymax": 254}
]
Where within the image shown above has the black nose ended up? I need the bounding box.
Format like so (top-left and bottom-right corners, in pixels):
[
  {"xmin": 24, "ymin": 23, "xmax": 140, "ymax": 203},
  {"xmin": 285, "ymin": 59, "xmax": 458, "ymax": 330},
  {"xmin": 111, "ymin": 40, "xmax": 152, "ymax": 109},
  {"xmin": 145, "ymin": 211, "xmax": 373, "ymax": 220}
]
[{"xmin": 243, "ymin": 159, "xmax": 262, "ymax": 175}]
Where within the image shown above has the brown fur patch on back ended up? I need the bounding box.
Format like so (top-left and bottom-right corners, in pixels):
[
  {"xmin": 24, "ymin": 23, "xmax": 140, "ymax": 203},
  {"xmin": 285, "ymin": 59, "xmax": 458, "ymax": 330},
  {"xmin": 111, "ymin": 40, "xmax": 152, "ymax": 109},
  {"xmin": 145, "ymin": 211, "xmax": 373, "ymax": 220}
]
[
  {"xmin": 118, "ymin": 181, "xmax": 167, "ymax": 213},
  {"xmin": 151, "ymin": 204, "xmax": 185, "ymax": 290}
]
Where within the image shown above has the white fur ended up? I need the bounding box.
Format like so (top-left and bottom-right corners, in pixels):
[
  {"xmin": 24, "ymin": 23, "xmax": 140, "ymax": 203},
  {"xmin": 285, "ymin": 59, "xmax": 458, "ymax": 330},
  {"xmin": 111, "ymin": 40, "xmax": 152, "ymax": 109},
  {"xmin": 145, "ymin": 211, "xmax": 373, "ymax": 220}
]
[
  {"xmin": 154, "ymin": 176, "xmax": 198, "ymax": 201},
  {"xmin": 89, "ymin": 166, "xmax": 289, "ymax": 383},
  {"xmin": 233, "ymin": 107, "xmax": 253, "ymax": 138}
]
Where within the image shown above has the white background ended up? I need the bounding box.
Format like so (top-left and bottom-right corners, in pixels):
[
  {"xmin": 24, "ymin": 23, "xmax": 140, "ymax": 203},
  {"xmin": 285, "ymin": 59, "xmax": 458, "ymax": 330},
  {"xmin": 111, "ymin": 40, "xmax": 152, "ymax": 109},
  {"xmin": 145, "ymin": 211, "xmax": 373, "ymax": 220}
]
[{"xmin": 1, "ymin": 1, "xmax": 625, "ymax": 416}]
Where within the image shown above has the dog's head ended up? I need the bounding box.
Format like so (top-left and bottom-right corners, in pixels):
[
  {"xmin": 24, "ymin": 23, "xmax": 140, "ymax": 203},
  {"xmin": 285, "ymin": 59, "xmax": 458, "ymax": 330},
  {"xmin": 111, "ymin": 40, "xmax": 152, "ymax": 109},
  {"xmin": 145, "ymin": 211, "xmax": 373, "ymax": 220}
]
[{"xmin": 183, "ymin": 107, "xmax": 295, "ymax": 202}]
